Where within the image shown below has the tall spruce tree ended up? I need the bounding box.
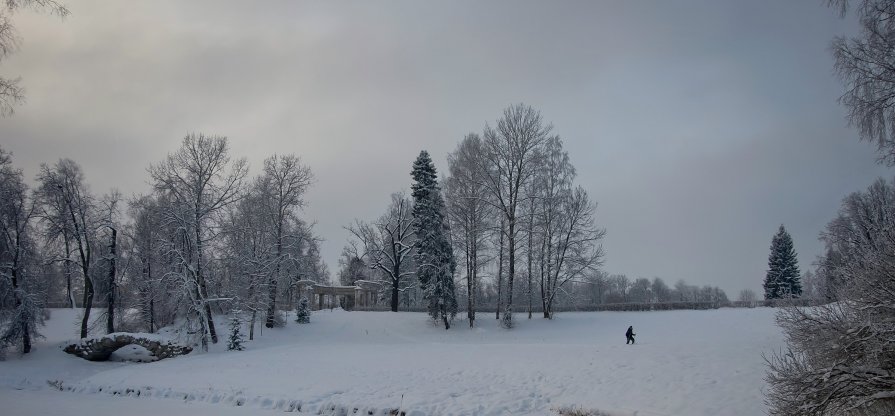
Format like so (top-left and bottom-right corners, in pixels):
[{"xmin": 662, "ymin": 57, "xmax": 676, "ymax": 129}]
[
  {"xmin": 764, "ymin": 225, "xmax": 802, "ymax": 299},
  {"xmin": 411, "ymin": 151, "xmax": 457, "ymax": 329}
]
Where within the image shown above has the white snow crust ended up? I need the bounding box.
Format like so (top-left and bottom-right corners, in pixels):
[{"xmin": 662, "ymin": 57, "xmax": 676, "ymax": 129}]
[{"xmin": 0, "ymin": 307, "xmax": 785, "ymax": 415}]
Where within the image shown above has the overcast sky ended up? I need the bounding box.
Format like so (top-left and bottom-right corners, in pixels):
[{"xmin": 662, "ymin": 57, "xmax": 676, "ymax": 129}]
[{"xmin": 2, "ymin": 0, "xmax": 890, "ymax": 295}]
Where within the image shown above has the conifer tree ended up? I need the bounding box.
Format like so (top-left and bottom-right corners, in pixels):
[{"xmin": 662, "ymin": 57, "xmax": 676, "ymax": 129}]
[
  {"xmin": 764, "ymin": 225, "xmax": 802, "ymax": 299},
  {"xmin": 295, "ymin": 296, "xmax": 311, "ymax": 324},
  {"xmin": 227, "ymin": 314, "xmax": 245, "ymax": 351},
  {"xmin": 410, "ymin": 151, "xmax": 457, "ymax": 329}
]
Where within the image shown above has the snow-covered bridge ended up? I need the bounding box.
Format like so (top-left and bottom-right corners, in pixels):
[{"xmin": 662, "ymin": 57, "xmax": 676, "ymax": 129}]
[{"xmin": 63, "ymin": 333, "xmax": 193, "ymax": 361}]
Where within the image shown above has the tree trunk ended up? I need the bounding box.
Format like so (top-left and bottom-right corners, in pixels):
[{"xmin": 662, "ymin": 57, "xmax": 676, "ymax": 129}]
[
  {"xmin": 80, "ymin": 271, "xmax": 94, "ymax": 339},
  {"xmin": 266, "ymin": 228, "xmax": 283, "ymax": 328},
  {"xmin": 195, "ymin": 219, "xmax": 218, "ymax": 344},
  {"xmin": 471, "ymin": 235, "xmax": 477, "ymax": 327},
  {"xmin": 107, "ymin": 228, "xmax": 116, "ymax": 334},
  {"xmin": 249, "ymin": 310, "xmax": 257, "ymax": 341},
  {"xmin": 142, "ymin": 256, "xmax": 154, "ymax": 333},
  {"xmin": 391, "ymin": 276, "xmax": 400, "ymax": 312},
  {"xmin": 527, "ymin": 204, "xmax": 534, "ymax": 319},
  {"xmin": 21, "ymin": 320, "xmax": 31, "ymax": 353},
  {"xmin": 496, "ymin": 219, "xmax": 504, "ymax": 320},
  {"xmin": 505, "ymin": 216, "xmax": 516, "ymax": 327},
  {"xmin": 467, "ymin": 239, "xmax": 474, "ymax": 327},
  {"xmin": 11, "ymin": 232, "xmax": 30, "ymax": 353},
  {"xmin": 64, "ymin": 234, "xmax": 75, "ymax": 308},
  {"xmin": 540, "ymin": 247, "xmax": 549, "ymax": 319}
]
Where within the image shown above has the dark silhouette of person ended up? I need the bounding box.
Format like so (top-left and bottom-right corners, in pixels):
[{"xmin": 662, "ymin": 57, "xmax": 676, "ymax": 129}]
[{"xmin": 626, "ymin": 325, "xmax": 636, "ymax": 344}]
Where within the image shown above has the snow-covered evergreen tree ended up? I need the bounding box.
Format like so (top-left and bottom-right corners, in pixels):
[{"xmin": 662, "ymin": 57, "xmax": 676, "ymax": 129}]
[
  {"xmin": 295, "ymin": 296, "xmax": 310, "ymax": 324},
  {"xmin": 763, "ymin": 225, "xmax": 801, "ymax": 299},
  {"xmin": 411, "ymin": 151, "xmax": 457, "ymax": 329},
  {"xmin": 227, "ymin": 313, "xmax": 245, "ymax": 351}
]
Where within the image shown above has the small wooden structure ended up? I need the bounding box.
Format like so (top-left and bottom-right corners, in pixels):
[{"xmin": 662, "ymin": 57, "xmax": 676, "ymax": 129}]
[{"xmin": 294, "ymin": 280, "xmax": 382, "ymax": 311}]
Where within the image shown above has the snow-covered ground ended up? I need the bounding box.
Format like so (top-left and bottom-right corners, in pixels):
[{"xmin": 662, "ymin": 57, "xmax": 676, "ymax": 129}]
[{"xmin": 0, "ymin": 307, "xmax": 784, "ymax": 415}]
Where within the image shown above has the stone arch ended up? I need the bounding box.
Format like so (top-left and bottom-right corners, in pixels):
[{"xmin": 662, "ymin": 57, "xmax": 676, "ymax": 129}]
[{"xmin": 64, "ymin": 333, "xmax": 192, "ymax": 361}]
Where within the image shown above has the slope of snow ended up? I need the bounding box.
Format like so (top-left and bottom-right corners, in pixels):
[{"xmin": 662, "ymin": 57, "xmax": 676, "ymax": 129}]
[{"xmin": 0, "ymin": 307, "xmax": 784, "ymax": 415}]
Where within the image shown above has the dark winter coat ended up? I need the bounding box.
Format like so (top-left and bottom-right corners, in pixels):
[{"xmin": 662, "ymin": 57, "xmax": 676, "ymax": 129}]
[{"xmin": 625, "ymin": 326, "xmax": 634, "ymax": 337}]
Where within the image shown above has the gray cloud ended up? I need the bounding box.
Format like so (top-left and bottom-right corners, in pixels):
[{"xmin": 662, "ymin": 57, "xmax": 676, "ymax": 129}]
[{"xmin": 1, "ymin": 0, "xmax": 890, "ymax": 295}]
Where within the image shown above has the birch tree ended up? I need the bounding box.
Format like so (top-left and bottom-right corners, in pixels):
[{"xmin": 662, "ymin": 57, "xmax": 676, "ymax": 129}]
[
  {"xmin": 475, "ymin": 104, "xmax": 550, "ymax": 327},
  {"xmin": 830, "ymin": 0, "xmax": 895, "ymax": 165},
  {"xmin": 526, "ymin": 137, "xmax": 606, "ymax": 317},
  {"xmin": 445, "ymin": 134, "xmax": 491, "ymax": 327},
  {"xmin": 538, "ymin": 187, "xmax": 605, "ymax": 318}
]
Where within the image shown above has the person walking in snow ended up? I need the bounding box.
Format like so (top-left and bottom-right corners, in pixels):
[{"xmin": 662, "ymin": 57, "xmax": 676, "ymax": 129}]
[{"xmin": 625, "ymin": 325, "xmax": 636, "ymax": 344}]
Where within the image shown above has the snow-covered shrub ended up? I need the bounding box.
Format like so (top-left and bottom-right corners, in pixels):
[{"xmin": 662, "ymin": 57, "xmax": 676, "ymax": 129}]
[
  {"xmin": 227, "ymin": 315, "xmax": 245, "ymax": 351},
  {"xmin": 295, "ymin": 297, "xmax": 310, "ymax": 324}
]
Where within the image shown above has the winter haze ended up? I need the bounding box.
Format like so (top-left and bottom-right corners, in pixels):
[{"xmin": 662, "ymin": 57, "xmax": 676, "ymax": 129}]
[{"xmin": 2, "ymin": 0, "xmax": 888, "ymax": 295}]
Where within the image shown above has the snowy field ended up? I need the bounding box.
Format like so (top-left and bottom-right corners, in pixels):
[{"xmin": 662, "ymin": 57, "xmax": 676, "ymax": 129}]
[{"xmin": 0, "ymin": 307, "xmax": 784, "ymax": 416}]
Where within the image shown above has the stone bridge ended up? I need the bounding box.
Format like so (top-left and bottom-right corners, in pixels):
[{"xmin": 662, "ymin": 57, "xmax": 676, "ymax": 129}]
[{"xmin": 63, "ymin": 333, "xmax": 193, "ymax": 361}]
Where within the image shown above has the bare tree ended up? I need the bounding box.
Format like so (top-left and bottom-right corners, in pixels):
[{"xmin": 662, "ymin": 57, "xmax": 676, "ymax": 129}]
[
  {"xmin": 127, "ymin": 195, "xmax": 166, "ymax": 333},
  {"xmin": 539, "ymin": 188, "xmax": 605, "ymax": 317},
  {"xmin": 532, "ymin": 136, "xmax": 573, "ymax": 315},
  {"xmin": 346, "ymin": 193, "xmax": 415, "ymax": 312},
  {"xmin": 651, "ymin": 277, "xmax": 671, "ymax": 302},
  {"xmin": 0, "ymin": 0, "xmax": 68, "ymax": 116},
  {"xmin": 221, "ymin": 191, "xmax": 276, "ymax": 340},
  {"xmin": 36, "ymin": 158, "xmax": 96, "ymax": 338},
  {"xmin": 35, "ymin": 166, "xmax": 76, "ymax": 308},
  {"xmin": 475, "ymin": 104, "xmax": 551, "ymax": 327},
  {"xmin": 737, "ymin": 289, "xmax": 757, "ymax": 307},
  {"xmin": 829, "ymin": 0, "xmax": 895, "ymax": 164},
  {"xmin": 494, "ymin": 217, "xmax": 505, "ymax": 320},
  {"xmin": 255, "ymin": 154, "xmax": 313, "ymax": 328},
  {"xmin": 149, "ymin": 134, "xmax": 247, "ymax": 346},
  {"xmin": 445, "ymin": 133, "xmax": 492, "ymax": 327},
  {"xmin": 98, "ymin": 190, "xmax": 121, "ymax": 334},
  {"xmin": 525, "ymin": 137, "xmax": 605, "ymax": 318}
]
